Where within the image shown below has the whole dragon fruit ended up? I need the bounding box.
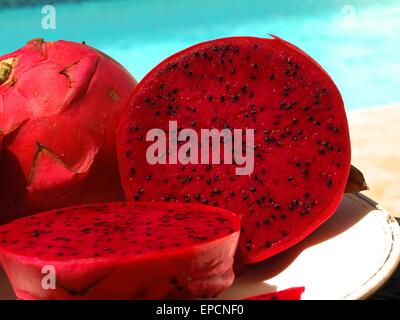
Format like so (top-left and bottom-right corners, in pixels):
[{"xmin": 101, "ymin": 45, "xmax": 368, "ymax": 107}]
[
  {"xmin": 0, "ymin": 39, "xmax": 137, "ymax": 223},
  {"xmin": 117, "ymin": 36, "xmax": 351, "ymax": 264},
  {"xmin": 0, "ymin": 202, "xmax": 240, "ymax": 299}
]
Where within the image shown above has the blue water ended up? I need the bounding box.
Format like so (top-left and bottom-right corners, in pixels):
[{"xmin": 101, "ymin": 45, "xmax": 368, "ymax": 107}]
[{"xmin": 1, "ymin": 0, "xmax": 400, "ymax": 109}]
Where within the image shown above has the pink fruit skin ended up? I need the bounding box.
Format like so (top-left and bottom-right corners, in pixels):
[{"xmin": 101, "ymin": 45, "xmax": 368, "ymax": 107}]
[
  {"xmin": 244, "ymin": 287, "xmax": 305, "ymax": 300},
  {"xmin": 117, "ymin": 36, "xmax": 351, "ymax": 265},
  {"xmin": 0, "ymin": 202, "xmax": 240, "ymax": 300},
  {"xmin": 0, "ymin": 39, "xmax": 137, "ymax": 223}
]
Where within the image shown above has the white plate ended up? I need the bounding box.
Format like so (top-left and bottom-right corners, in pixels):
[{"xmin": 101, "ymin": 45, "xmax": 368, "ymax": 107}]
[{"xmin": 0, "ymin": 194, "xmax": 399, "ymax": 300}]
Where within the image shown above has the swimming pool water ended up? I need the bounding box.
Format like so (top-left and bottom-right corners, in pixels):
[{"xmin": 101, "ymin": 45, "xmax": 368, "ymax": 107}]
[{"xmin": 1, "ymin": 0, "xmax": 400, "ymax": 109}]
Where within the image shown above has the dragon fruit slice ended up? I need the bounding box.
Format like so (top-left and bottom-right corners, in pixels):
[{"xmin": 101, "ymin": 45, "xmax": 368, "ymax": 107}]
[
  {"xmin": 0, "ymin": 39, "xmax": 137, "ymax": 223},
  {"xmin": 117, "ymin": 36, "xmax": 351, "ymax": 264},
  {"xmin": 0, "ymin": 202, "xmax": 240, "ymax": 300}
]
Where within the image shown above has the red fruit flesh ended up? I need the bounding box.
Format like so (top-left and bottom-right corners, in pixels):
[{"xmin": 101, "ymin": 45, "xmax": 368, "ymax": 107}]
[
  {"xmin": 0, "ymin": 202, "xmax": 240, "ymax": 299},
  {"xmin": 244, "ymin": 287, "xmax": 305, "ymax": 300},
  {"xmin": 117, "ymin": 36, "xmax": 351, "ymax": 264},
  {"xmin": 0, "ymin": 39, "xmax": 137, "ymax": 223}
]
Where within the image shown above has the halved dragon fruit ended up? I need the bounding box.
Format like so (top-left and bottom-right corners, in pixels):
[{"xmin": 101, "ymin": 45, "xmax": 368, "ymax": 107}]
[
  {"xmin": 117, "ymin": 36, "xmax": 351, "ymax": 264},
  {"xmin": 0, "ymin": 202, "xmax": 240, "ymax": 299}
]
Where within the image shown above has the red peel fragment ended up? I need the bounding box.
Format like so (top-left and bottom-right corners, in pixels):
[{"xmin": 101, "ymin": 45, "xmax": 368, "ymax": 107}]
[{"xmin": 244, "ymin": 287, "xmax": 305, "ymax": 300}]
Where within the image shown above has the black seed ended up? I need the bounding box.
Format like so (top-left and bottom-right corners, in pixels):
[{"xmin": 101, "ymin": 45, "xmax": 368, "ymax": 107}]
[
  {"xmin": 32, "ymin": 230, "xmax": 40, "ymax": 237},
  {"xmin": 304, "ymin": 192, "xmax": 310, "ymax": 198},
  {"xmin": 300, "ymin": 210, "xmax": 310, "ymax": 217},
  {"xmin": 265, "ymin": 241, "xmax": 272, "ymax": 248},
  {"xmin": 311, "ymin": 200, "xmax": 317, "ymax": 206},
  {"xmin": 265, "ymin": 136, "xmax": 276, "ymax": 143},
  {"xmin": 269, "ymin": 74, "xmax": 276, "ymax": 80},
  {"xmin": 231, "ymin": 94, "xmax": 239, "ymax": 102},
  {"xmin": 243, "ymin": 194, "xmax": 249, "ymax": 200},
  {"xmin": 326, "ymin": 179, "xmax": 333, "ymax": 187},
  {"xmin": 273, "ymin": 204, "xmax": 281, "ymax": 210},
  {"xmin": 287, "ymin": 177, "xmax": 294, "ymax": 182},
  {"xmin": 130, "ymin": 168, "xmax": 136, "ymax": 175},
  {"xmin": 263, "ymin": 218, "xmax": 271, "ymax": 225}
]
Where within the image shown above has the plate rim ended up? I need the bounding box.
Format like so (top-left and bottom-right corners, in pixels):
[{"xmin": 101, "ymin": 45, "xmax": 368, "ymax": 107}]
[{"xmin": 341, "ymin": 193, "xmax": 400, "ymax": 300}]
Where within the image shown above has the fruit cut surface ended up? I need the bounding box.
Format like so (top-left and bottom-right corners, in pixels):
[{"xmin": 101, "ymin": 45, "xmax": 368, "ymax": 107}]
[
  {"xmin": 0, "ymin": 202, "xmax": 240, "ymax": 299},
  {"xmin": 118, "ymin": 36, "xmax": 351, "ymax": 264}
]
